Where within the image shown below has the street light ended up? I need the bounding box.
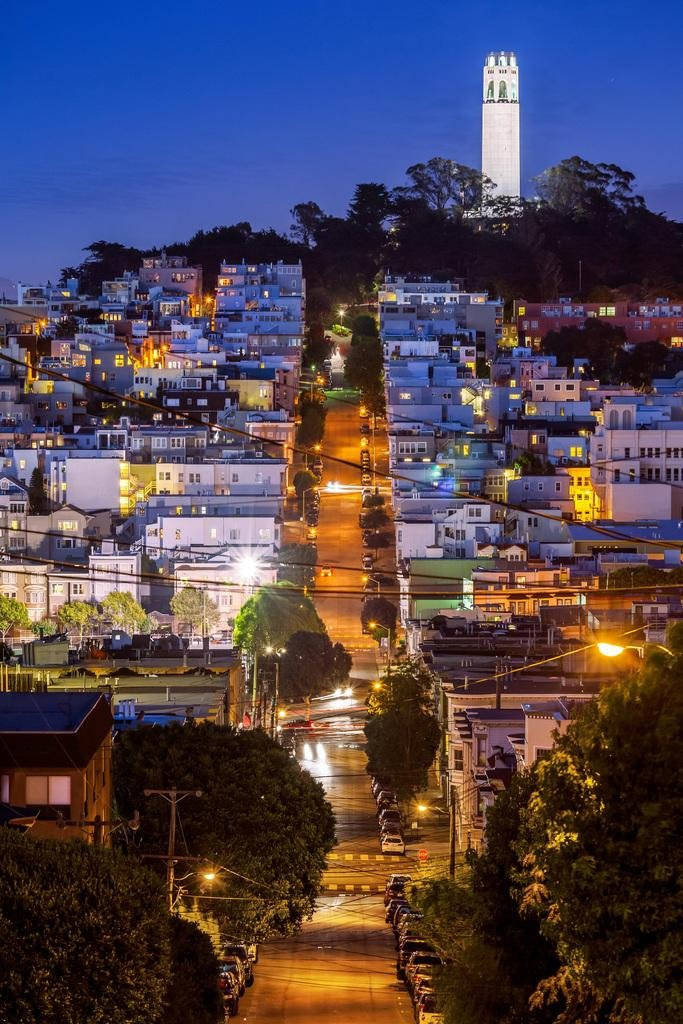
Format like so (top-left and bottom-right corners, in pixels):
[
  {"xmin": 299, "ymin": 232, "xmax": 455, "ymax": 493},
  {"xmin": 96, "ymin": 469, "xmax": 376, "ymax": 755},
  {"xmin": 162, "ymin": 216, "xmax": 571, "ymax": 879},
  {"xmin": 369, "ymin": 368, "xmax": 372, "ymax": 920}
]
[
  {"xmin": 234, "ymin": 552, "xmax": 263, "ymax": 587},
  {"xmin": 264, "ymin": 646, "xmax": 286, "ymax": 737},
  {"xmin": 597, "ymin": 641, "xmax": 673, "ymax": 658}
]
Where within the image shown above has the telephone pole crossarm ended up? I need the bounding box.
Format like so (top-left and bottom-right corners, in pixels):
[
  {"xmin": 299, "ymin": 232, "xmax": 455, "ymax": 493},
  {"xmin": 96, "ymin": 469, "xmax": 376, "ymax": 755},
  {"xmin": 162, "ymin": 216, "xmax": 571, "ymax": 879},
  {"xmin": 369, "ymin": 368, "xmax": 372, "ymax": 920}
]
[{"xmin": 143, "ymin": 788, "xmax": 203, "ymax": 910}]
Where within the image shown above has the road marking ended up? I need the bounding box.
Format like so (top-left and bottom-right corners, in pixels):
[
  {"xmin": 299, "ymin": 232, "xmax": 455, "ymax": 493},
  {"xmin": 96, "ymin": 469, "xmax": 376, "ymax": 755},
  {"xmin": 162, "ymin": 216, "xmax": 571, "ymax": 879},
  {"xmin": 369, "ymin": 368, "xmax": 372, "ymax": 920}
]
[
  {"xmin": 327, "ymin": 852, "xmax": 415, "ymax": 865},
  {"xmin": 322, "ymin": 884, "xmax": 384, "ymax": 894}
]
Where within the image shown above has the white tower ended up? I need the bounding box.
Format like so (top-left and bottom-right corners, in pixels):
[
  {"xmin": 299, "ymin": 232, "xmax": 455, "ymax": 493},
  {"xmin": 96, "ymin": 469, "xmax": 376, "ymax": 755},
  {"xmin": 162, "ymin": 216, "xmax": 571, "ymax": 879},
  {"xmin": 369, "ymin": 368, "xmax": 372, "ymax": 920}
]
[{"xmin": 482, "ymin": 51, "xmax": 520, "ymax": 198}]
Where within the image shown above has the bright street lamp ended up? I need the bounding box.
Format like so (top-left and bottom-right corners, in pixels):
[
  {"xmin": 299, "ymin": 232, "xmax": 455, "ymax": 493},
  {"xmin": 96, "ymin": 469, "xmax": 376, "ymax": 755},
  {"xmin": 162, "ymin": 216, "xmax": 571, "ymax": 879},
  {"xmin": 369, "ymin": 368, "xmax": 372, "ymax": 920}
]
[
  {"xmin": 234, "ymin": 553, "xmax": 263, "ymax": 586},
  {"xmin": 597, "ymin": 641, "xmax": 673, "ymax": 658}
]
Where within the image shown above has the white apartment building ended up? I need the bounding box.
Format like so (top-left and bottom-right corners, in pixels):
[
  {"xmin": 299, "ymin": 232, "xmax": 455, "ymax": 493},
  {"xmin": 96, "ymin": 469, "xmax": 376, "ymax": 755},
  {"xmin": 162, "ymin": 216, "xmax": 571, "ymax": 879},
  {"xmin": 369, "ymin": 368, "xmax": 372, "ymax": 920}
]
[
  {"xmin": 88, "ymin": 540, "xmax": 142, "ymax": 604},
  {"xmin": 144, "ymin": 512, "xmax": 280, "ymax": 559}
]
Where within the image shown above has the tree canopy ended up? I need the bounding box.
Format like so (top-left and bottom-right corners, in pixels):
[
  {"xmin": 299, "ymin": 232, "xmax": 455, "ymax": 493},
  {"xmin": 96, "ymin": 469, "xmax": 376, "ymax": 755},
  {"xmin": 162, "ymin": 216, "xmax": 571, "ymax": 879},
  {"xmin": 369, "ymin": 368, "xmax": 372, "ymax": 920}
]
[
  {"xmin": 114, "ymin": 723, "xmax": 336, "ymax": 941},
  {"xmin": 0, "ymin": 595, "xmax": 30, "ymax": 639},
  {"xmin": 0, "ymin": 830, "xmax": 174, "ymax": 1024},
  {"xmin": 411, "ymin": 640, "xmax": 683, "ymax": 1024},
  {"xmin": 27, "ymin": 467, "xmax": 49, "ymax": 515},
  {"xmin": 57, "ymin": 599, "xmax": 98, "ymax": 641},
  {"xmin": 364, "ymin": 658, "xmax": 440, "ymax": 800},
  {"xmin": 63, "ymin": 155, "xmax": 683, "ymax": 322},
  {"xmin": 170, "ymin": 587, "xmax": 220, "ymax": 636},
  {"xmin": 233, "ymin": 582, "xmax": 324, "ymax": 655},
  {"xmin": 101, "ymin": 591, "xmax": 148, "ymax": 634},
  {"xmin": 278, "ymin": 542, "xmax": 318, "ymax": 589},
  {"xmin": 278, "ymin": 630, "xmax": 352, "ymax": 700}
]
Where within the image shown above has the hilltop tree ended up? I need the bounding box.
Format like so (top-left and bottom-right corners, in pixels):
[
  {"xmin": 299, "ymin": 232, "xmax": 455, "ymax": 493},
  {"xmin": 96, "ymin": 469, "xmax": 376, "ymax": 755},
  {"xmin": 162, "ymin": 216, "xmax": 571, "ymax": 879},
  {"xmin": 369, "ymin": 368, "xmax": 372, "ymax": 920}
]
[{"xmin": 396, "ymin": 157, "xmax": 496, "ymax": 215}]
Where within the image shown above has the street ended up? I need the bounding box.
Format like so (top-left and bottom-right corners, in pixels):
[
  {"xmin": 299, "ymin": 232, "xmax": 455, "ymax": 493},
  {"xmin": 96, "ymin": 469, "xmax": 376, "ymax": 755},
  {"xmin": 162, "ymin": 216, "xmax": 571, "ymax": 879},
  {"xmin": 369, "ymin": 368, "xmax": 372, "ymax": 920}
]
[
  {"xmin": 239, "ymin": 656, "xmax": 414, "ymax": 1023},
  {"xmin": 310, "ymin": 394, "xmax": 393, "ymax": 649},
  {"xmin": 236, "ymin": 394, "xmax": 421, "ymax": 1021}
]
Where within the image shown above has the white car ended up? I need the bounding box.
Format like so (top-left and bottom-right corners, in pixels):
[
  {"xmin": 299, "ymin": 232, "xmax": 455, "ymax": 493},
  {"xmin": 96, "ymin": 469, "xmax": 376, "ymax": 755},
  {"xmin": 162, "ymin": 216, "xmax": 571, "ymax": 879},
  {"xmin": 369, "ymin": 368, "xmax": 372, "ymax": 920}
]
[{"xmin": 380, "ymin": 833, "xmax": 405, "ymax": 855}]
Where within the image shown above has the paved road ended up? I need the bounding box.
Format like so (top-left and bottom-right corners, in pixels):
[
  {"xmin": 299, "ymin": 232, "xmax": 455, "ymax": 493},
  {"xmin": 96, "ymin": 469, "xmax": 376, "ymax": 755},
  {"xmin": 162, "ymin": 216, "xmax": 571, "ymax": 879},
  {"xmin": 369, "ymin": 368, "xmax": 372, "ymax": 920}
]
[
  {"xmin": 312, "ymin": 395, "xmax": 394, "ymax": 649},
  {"xmin": 239, "ymin": 657, "xmax": 415, "ymax": 1023}
]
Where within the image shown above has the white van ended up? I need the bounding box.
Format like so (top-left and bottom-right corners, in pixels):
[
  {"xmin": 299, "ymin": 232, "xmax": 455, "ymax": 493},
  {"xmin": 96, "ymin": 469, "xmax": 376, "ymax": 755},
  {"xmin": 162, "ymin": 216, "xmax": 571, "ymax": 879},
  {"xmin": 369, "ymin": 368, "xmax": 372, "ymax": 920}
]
[{"xmin": 381, "ymin": 833, "xmax": 405, "ymax": 855}]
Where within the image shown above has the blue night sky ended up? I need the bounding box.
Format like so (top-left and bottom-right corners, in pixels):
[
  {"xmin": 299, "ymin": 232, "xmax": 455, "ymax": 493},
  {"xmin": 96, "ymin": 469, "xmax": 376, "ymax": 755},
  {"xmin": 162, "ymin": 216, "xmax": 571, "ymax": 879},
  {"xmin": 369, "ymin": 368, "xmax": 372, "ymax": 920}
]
[{"xmin": 3, "ymin": 0, "xmax": 682, "ymax": 283}]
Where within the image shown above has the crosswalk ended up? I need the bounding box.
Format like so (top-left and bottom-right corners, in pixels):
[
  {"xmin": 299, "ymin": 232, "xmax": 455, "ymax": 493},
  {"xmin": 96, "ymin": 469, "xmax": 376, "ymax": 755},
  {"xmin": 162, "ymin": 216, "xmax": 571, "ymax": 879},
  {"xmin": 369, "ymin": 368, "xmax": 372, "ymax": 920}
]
[
  {"xmin": 322, "ymin": 883, "xmax": 385, "ymax": 894},
  {"xmin": 327, "ymin": 852, "xmax": 409, "ymax": 863}
]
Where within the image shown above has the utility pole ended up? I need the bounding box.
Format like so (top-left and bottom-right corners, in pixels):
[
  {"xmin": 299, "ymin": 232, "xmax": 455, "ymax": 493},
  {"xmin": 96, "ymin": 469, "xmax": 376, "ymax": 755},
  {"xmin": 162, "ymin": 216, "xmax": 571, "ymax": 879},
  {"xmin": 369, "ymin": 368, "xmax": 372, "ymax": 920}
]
[
  {"xmin": 449, "ymin": 797, "xmax": 457, "ymax": 878},
  {"xmin": 144, "ymin": 787, "xmax": 202, "ymax": 910}
]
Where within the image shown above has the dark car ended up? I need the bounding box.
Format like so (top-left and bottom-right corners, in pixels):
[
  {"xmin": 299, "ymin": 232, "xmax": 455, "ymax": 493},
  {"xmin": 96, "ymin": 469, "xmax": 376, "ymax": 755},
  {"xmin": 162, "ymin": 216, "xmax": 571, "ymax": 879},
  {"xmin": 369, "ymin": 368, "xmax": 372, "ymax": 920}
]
[
  {"xmin": 222, "ymin": 944, "xmax": 254, "ymax": 987},
  {"xmin": 397, "ymin": 939, "xmax": 435, "ymax": 979},
  {"xmin": 379, "ymin": 810, "xmax": 402, "ymax": 830},
  {"xmin": 219, "ymin": 966, "xmax": 240, "ymax": 1017},
  {"xmin": 360, "ymin": 423, "xmax": 370, "ymax": 435},
  {"xmin": 385, "ymin": 897, "xmax": 409, "ymax": 924}
]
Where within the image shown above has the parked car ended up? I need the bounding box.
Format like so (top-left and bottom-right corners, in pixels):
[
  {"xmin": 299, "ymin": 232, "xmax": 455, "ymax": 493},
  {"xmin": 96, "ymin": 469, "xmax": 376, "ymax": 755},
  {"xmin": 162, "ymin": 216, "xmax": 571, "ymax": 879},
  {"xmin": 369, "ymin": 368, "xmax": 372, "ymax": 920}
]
[
  {"xmin": 220, "ymin": 955, "xmax": 246, "ymax": 995},
  {"xmin": 361, "ymin": 471, "xmax": 372, "ymax": 484},
  {"xmin": 414, "ymin": 993, "xmax": 443, "ymax": 1024},
  {"xmin": 219, "ymin": 967, "xmax": 240, "ymax": 1017},
  {"xmin": 385, "ymin": 897, "xmax": 408, "ymax": 924},
  {"xmin": 375, "ymin": 789, "xmax": 397, "ymax": 805},
  {"xmin": 371, "ymin": 777, "xmax": 390, "ymax": 797},
  {"xmin": 386, "ymin": 873, "xmax": 412, "ymax": 893},
  {"xmin": 222, "ymin": 944, "xmax": 254, "ymax": 987},
  {"xmin": 397, "ymin": 939, "xmax": 434, "ymax": 980},
  {"xmin": 362, "ymin": 554, "xmax": 374, "ymax": 570},
  {"xmin": 379, "ymin": 810, "xmax": 402, "ymax": 830},
  {"xmin": 381, "ymin": 833, "xmax": 405, "ymax": 855},
  {"xmin": 360, "ymin": 423, "xmax": 370, "ymax": 435},
  {"xmin": 406, "ymin": 952, "xmax": 443, "ymax": 988}
]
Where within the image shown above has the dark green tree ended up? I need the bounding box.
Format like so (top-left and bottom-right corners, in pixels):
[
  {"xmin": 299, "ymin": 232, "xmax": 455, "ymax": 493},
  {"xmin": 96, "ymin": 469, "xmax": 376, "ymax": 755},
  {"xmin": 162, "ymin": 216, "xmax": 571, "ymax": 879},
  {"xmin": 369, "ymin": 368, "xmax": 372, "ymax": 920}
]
[
  {"xmin": 290, "ymin": 201, "xmax": 327, "ymax": 245},
  {"xmin": 27, "ymin": 466, "xmax": 49, "ymax": 515},
  {"xmin": 412, "ymin": 772, "xmax": 560, "ymax": 1024},
  {"xmin": 0, "ymin": 830, "xmax": 171, "ymax": 1024},
  {"xmin": 296, "ymin": 400, "xmax": 326, "ymax": 447},
  {"xmin": 164, "ymin": 916, "xmax": 223, "ymax": 1024},
  {"xmin": 278, "ymin": 630, "xmax": 351, "ymax": 700},
  {"xmin": 517, "ymin": 647, "xmax": 683, "ymax": 1024},
  {"xmin": 364, "ymin": 658, "xmax": 440, "ymax": 799},
  {"xmin": 114, "ymin": 724, "xmax": 336, "ymax": 941},
  {"xmin": 278, "ymin": 542, "xmax": 318, "ymax": 589},
  {"xmin": 360, "ymin": 595, "xmax": 397, "ymax": 636},
  {"xmin": 233, "ymin": 582, "xmax": 324, "ymax": 656},
  {"xmin": 293, "ymin": 468, "xmax": 318, "ymax": 501}
]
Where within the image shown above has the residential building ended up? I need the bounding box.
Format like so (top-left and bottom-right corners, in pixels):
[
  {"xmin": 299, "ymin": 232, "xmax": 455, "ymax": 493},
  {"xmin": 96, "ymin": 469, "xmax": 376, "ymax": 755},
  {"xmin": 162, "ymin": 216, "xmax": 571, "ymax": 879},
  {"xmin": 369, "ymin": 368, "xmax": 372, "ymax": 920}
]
[
  {"xmin": 0, "ymin": 693, "xmax": 113, "ymax": 844},
  {"xmin": 514, "ymin": 298, "xmax": 683, "ymax": 347}
]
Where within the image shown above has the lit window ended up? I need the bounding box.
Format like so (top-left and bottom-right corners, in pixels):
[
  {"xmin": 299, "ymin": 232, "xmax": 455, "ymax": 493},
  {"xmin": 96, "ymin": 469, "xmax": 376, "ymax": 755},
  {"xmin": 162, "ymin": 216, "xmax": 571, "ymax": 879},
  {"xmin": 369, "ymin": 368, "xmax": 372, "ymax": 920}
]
[{"xmin": 25, "ymin": 775, "xmax": 71, "ymax": 806}]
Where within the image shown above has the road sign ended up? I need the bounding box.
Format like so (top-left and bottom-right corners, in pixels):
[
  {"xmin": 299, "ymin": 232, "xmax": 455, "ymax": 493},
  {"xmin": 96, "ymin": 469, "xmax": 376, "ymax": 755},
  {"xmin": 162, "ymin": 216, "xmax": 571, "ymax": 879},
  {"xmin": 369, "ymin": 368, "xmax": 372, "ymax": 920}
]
[{"xmin": 418, "ymin": 848, "xmax": 429, "ymax": 863}]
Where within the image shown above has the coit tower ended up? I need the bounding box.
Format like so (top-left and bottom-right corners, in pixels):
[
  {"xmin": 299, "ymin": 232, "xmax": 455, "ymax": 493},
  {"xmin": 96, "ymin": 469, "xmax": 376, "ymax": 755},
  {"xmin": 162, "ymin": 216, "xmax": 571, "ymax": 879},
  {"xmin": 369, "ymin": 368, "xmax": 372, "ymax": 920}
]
[{"xmin": 482, "ymin": 51, "xmax": 520, "ymax": 198}]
